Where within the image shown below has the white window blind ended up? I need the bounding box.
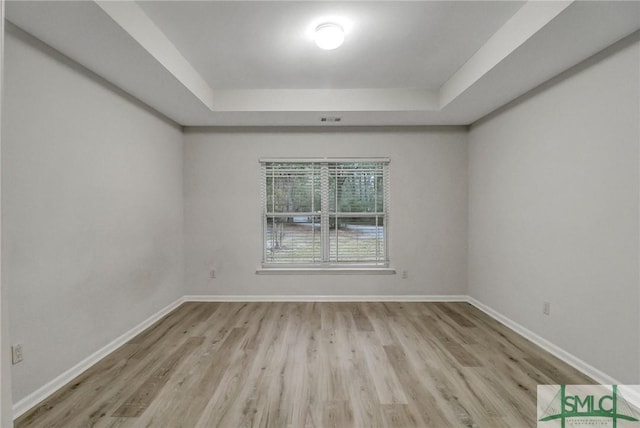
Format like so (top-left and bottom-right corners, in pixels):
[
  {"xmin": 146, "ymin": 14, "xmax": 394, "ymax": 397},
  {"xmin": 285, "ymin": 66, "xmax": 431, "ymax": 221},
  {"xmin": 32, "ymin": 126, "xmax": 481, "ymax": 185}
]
[{"xmin": 261, "ymin": 159, "xmax": 390, "ymax": 267}]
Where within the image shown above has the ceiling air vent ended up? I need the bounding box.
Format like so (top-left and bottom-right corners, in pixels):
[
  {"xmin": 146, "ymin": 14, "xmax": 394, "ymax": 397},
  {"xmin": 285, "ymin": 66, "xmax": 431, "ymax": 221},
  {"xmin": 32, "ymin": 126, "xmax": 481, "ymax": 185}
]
[{"xmin": 320, "ymin": 117, "xmax": 342, "ymax": 123}]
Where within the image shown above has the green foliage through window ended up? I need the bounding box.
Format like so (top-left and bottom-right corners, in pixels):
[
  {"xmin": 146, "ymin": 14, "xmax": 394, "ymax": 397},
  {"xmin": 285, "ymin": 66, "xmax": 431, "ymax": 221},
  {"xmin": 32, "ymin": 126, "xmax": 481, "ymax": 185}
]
[{"xmin": 261, "ymin": 159, "xmax": 389, "ymax": 267}]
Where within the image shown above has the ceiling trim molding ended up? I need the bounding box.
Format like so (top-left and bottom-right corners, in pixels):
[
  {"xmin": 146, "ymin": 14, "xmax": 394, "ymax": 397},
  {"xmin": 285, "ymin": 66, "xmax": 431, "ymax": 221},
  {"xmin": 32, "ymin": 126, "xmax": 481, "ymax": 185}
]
[
  {"xmin": 94, "ymin": 0, "xmax": 576, "ymax": 114},
  {"xmin": 439, "ymin": 0, "xmax": 573, "ymax": 108},
  {"xmin": 212, "ymin": 88, "xmax": 438, "ymax": 112},
  {"xmin": 95, "ymin": 0, "xmax": 216, "ymax": 110},
  {"xmin": 6, "ymin": 1, "xmax": 638, "ymax": 125}
]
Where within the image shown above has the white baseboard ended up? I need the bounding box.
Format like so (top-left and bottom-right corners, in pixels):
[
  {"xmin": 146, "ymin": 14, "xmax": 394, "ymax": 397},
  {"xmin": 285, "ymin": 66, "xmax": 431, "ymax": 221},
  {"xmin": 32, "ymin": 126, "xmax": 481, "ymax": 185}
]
[
  {"xmin": 466, "ymin": 296, "xmax": 618, "ymax": 384},
  {"xmin": 184, "ymin": 294, "xmax": 468, "ymax": 302},
  {"xmin": 466, "ymin": 296, "xmax": 640, "ymax": 410},
  {"xmin": 14, "ymin": 293, "xmax": 637, "ymax": 420},
  {"xmin": 618, "ymin": 386, "xmax": 640, "ymax": 412},
  {"xmin": 468, "ymin": 297, "xmax": 632, "ymax": 385},
  {"xmin": 12, "ymin": 296, "xmax": 186, "ymax": 420},
  {"xmin": 12, "ymin": 293, "xmax": 463, "ymax": 419}
]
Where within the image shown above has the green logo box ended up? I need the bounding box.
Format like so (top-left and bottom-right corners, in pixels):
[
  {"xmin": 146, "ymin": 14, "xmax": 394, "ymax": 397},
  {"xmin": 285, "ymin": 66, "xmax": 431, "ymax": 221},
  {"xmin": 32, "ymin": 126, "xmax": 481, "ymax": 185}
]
[{"xmin": 538, "ymin": 385, "xmax": 640, "ymax": 427}]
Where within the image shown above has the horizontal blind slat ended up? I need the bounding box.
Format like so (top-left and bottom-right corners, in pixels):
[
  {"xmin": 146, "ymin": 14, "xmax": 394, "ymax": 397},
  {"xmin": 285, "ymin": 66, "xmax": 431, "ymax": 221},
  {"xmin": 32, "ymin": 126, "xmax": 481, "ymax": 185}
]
[{"xmin": 262, "ymin": 159, "xmax": 389, "ymax": 266}]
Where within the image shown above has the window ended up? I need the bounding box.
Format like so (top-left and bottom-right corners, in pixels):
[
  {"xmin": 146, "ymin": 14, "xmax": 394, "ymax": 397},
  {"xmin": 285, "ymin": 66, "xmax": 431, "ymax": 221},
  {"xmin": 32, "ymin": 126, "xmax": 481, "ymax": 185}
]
[{"xmin": 261, "ymin": 158, "xmax": 390, "ymax": 268}]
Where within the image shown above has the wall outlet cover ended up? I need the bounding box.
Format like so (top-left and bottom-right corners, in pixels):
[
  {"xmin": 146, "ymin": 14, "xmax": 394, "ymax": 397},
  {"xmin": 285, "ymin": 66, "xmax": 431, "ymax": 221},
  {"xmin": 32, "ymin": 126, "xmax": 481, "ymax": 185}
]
[{"xmin": 12, "ymin": 344, "xmax": 23, "ymax": 364}]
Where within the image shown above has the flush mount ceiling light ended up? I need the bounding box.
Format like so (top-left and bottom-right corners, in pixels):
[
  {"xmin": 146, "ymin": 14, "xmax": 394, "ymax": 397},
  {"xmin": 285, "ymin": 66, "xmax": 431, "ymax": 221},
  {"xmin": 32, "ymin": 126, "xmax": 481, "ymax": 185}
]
[{"xmin": 314, "ymin": 23, "xmax": 344, "ymax": 50}]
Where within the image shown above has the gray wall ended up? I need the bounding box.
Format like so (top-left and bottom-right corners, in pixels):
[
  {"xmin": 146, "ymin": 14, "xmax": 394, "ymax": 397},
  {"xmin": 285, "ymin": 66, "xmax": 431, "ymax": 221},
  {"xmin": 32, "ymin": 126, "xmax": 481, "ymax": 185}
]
[
  {"xmin": 183, "ymin": 127, "xmax": 468, "ymax": 296},
  {"xmin": 468, "ymin": 34, "xmax": 640, "ymax": 382},
  {"xmin": 3, "ymin": 26, "xmax": 184, "ymax": 402},
  {"xmin": 4, "ymin": 14, "xmax": 639, "ymax": 417},
  {"xmin": 1, "ymin": 2, "xmax": 13, "ymax": 426}
]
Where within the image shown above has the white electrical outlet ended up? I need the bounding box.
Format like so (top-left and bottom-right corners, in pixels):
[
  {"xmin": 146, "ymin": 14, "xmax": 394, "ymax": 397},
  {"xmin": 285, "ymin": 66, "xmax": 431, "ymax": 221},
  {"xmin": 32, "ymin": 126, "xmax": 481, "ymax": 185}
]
[
  {"xmin": 210, "ymin": 269, "xmax": 216, "ymax": 279},
  {"xmin": 543, "ymin": 302, "xmax": 550, "ymax": 315},
  {"xmin": 402, "ymin": 270, "xmax": 408, "ymax": 279},
  {"xmin": 11, "ymin": 344, "xmax": 23, "ymax": 365}
]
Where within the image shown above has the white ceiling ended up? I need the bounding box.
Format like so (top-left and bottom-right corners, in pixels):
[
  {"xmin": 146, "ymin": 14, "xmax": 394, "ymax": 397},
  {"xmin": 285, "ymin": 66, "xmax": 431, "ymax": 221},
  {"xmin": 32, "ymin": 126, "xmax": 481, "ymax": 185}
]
[
  {"xmin": 5, "ymin": 1, "xmax": 640, "ymax": 126},
  {"xmin": 137, "ymin": 1, "xmax": 524, "ymax": 91}
]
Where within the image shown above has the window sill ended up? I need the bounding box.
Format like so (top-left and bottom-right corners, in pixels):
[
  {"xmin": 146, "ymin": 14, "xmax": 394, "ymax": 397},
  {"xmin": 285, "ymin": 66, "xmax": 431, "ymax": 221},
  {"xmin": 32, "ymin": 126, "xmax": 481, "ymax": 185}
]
[{"xmin": 256, "ymin": 267, "xmax": 396, "ymax": 275}]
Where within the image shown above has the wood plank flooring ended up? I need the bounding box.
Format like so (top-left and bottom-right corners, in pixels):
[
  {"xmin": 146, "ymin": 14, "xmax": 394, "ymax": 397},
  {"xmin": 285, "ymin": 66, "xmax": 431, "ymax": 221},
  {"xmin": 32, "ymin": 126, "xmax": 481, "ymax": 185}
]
[{"xmin": 16, "ymin": 302, "xmax": 595, "ymax": 427}]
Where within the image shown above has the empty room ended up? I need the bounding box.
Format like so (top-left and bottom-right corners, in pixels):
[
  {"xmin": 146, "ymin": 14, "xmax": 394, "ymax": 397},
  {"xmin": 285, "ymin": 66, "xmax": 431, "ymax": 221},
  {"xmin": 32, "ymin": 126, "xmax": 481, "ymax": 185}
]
[{"xmin": 0, "ymin": 1, "xmax": 639, "ymax": 427}]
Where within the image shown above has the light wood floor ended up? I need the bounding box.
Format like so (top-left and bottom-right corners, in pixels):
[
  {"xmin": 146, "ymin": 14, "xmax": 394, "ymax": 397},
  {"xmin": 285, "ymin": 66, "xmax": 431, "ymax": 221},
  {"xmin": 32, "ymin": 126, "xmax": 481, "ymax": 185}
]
[{"xmin": 16, "ymin": 302, "xmax": 594, "ymax": 427}]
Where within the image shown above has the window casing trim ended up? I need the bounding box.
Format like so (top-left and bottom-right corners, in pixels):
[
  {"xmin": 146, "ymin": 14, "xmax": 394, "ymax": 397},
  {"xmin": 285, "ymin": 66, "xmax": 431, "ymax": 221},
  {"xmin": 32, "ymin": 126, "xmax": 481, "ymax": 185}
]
[
  {"xmin": 259, "ymin": 157, "xmax": 390, "ymax": 164},
  {"xmin": 256, "ymin": 267, "xmax": 396, "ymax": 275},
  {"xmin": 260, "ymin": 158, "xmax": 390, "ymax": 269}
]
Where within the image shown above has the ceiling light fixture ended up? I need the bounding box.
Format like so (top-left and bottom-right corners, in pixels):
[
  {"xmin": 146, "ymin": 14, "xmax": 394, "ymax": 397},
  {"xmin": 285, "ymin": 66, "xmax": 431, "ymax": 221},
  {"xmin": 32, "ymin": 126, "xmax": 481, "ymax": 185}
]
[{"xmin": 314, "ymin": 23, "xmax": 344, "ymax": 50}]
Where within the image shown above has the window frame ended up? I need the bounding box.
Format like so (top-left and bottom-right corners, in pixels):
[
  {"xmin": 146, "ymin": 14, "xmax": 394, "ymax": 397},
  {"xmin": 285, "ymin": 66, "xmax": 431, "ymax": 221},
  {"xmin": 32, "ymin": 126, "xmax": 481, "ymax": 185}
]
[{"xmin": 259, "ymin": 157, "xmax": 391, "ymax": 271}]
